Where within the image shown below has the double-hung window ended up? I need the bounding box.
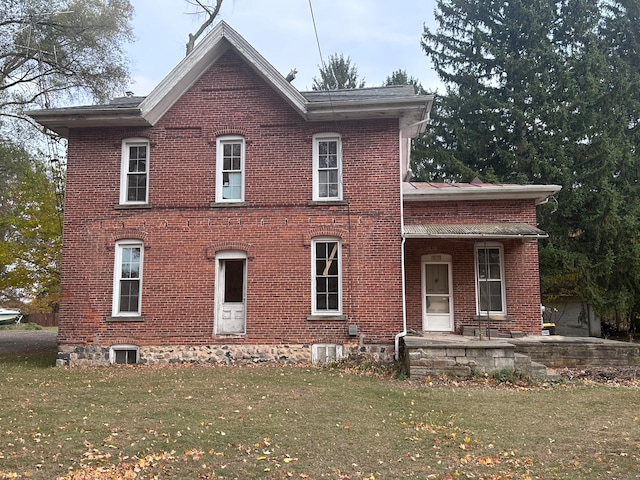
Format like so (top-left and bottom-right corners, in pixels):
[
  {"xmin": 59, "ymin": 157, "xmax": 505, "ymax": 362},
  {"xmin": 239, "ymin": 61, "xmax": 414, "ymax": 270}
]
[
  {"xmin": 313, "ymin": 134, "xmax": 342, "ymax": 201},
  {"xmin": 112, "ymin": 240, "xmax": 144, "ymax": 316},
  {"xmin": 312, "ymin": 238, "xmax": 341, "ymax": 314},
  {"xmin": 216, "ymin": 136, "xmax": 245, "ymax": 202},
  {"xmin": 120, "ymin": 139, "xmax": 149, "ymax": 204},
  {"xmin": 475, "ymin": 244, "xmax": 505, "ymax": 315}
]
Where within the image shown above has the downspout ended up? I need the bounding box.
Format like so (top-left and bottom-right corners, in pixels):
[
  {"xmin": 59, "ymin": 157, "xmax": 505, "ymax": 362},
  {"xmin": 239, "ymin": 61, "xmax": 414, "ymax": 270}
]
[
  {"xmin": 395, "ymin": 115, "xmax": 431, "ymax": 361},
  {"xmin": 394, "ymin": 135, "xmax": 410, "ymax": 361}
]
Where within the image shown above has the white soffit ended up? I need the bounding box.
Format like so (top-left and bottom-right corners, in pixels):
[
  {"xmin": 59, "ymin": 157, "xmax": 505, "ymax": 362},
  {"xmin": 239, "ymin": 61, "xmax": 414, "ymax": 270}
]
[{"xmin": 403, "ymin": 182, "xmax": 562, "ymax": 205}]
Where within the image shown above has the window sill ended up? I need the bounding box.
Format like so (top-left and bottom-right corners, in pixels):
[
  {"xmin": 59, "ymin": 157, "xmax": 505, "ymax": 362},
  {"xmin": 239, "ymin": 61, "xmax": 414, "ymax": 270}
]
[
  {"xmin": 106, "ymin": 315, "xmax": 145, "ymax": 322},
  {"xmin": 114, "ymin": 203, "xmax": 151, "ymax": 210},
  {"xmin": 307, "ymin": 314, "xmax": 348, "ymax": 321},
  {"xmin": 210, "ymin": 201, "xmax": 249, "ymax": 208},
  {"xmin": 473, "ymin": 314, "xmax": 512, "ymax": 322},
  {"xmin": 308, "ymin": 200, "xmax": 348, "ymax": 207}
]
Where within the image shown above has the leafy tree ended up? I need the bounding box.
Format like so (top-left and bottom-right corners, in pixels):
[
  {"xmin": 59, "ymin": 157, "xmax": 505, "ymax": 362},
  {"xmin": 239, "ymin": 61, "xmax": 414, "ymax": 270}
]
[
  {"xmin": 417, "ymin": 0, "xmax": 640, "ymax": 331},
  {"xmin": 0, "ymin": 0, "xmax": 134, "ymax": 311},
  {"xmin": 0, "ymin": 144, "xmax": 61, "ymax": 311},
  {"xmin": 312, "ymin": 53, "xmax": 365, "ymax": 90},
  {"xmin": 1, "ymin": 0, "xmax": 133, "ymax": 121}
]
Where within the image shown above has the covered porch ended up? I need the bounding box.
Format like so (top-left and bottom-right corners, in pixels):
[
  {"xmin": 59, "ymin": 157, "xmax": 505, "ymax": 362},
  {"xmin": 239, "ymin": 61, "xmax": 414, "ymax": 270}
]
[
  {"xmin": 401, "ymin": 180, "xmax": 561, "ymax": 338},
  {"xmin": 403, "ymin": 224, "xmax": 548, "ymax": 337}
]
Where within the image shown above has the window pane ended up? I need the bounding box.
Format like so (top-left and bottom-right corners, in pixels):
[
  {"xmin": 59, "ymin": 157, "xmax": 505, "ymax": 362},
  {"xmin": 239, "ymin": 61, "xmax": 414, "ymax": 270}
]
[
  {"xmin": 316, "ymin": 294, "xmax": 327, "ymax": 310},
  {"xmin": 223, "ymin": 260, "xmax": 244, "ymax": 303},
  {"xmin": 115, "ymin": 349, "xmax": 137, "ymax": 365},
  {"xmin": 119, "ymin": 279, "xmax": 140, "ymax": 312},
  {"xmin": 327, "ymin": 294, "xmax": 338, "ymax": 310},
  {"xmin": 127, "ymin": 174, "xmax": 146, "ymax": 202},
  {"xmin": 222, "ymin": 172, "xmax": 241, "ymax": 199},
  {"xmin": 489, "ymin": 264, "xmax": 501, "ymax": 280},
  {"xmin": 326, "ymin": 258, "xmax": 338, "ymax": 276}
]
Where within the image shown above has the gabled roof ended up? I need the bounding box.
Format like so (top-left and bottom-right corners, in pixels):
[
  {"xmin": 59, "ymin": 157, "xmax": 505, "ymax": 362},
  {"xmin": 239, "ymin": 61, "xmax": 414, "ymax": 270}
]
[
  {"xmin": 28, "ymin": 21, "xmax": 433, "ymax": 137},
  {"xmin": 403, "ymin": 181, "xmax": 561, "ymax": 205}
]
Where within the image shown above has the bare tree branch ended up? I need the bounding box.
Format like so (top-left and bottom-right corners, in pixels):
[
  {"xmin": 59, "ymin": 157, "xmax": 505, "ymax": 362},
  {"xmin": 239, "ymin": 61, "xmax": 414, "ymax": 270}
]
[{"xmin": 185, "ymin": 0, "xmax": 223, "ymax": 55}]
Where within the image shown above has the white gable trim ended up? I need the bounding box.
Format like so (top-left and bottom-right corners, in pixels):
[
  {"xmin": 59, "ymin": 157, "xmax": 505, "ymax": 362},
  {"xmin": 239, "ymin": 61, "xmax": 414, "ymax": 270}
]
[{"xmin": 139, "ymin": 21, "xmax": 308, "ymax": 125}]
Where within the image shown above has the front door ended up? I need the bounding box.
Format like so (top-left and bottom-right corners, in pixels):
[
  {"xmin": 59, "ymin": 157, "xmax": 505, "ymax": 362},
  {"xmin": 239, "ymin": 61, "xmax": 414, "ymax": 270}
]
[
  {"xmin": 422, "ymin": 254, "xmax": 454, "ymax": 332},
  {"xmin": 216, "ymin": 256, "xmax": 246, "ymax": 334}
]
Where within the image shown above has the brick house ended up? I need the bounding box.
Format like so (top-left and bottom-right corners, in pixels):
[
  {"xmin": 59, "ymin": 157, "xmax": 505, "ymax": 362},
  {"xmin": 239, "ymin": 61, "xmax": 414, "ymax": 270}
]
[{"xmin": 29, "ymin": 22, "xmax": 560, "ymax": 366}]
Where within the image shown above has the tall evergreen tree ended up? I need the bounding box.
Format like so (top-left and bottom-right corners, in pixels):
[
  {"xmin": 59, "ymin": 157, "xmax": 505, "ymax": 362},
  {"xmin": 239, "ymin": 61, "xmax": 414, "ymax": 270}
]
[
  {"xmin": 418, "ymin": 0, "xmax": 640, "ymax": 330},
  {"xmin": 384, "ymin": 69, "xmax": 426, "ymax": 95}
]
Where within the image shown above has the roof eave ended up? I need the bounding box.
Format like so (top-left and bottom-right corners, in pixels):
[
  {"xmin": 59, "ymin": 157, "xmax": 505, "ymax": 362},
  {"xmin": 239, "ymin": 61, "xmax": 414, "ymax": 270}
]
[
  {"xmin": 403, "ymin": 184, "xmax": 562, "ymax": 205},
  {"xmin": 27, "ymin": 108, "xmax": 149, "ymax": 137},
  {"xmin": 306, "ymin": 96, "xmax": 433, "ymax": 123}
]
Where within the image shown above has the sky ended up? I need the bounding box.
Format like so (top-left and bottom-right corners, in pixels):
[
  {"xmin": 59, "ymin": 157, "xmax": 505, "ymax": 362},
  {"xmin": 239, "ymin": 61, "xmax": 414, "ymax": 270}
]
[{"xmin": 125, "ymin": 0, "xmax": 442, "ymax": 96}]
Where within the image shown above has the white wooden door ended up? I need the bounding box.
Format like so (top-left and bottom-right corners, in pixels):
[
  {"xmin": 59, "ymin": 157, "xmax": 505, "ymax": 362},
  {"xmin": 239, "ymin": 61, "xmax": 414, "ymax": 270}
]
[
  {"xmin": 216, "ymin": 258, "xmax": 246, "ymax": 334},
  {"xmin": 422, "ymin": 255, "xmax": 454, "ymax": 332}
]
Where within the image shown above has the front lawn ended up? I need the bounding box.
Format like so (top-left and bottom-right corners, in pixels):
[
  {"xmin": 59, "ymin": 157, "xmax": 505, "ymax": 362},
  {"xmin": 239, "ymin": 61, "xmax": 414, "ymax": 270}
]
[{"xmin": 0, "ymin": 350, "xmax": 638, "ymax": 479}]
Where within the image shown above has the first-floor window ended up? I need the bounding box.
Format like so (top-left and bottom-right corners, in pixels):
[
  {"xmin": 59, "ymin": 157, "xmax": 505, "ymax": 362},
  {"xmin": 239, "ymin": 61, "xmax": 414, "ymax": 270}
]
[
  {"xmin": 475, "ymin": 244, "xmax": 505, "ymax": 314},
  {"xmin": 312, "ymin": 238, "xmax": 341, "ymax": 313},
  {"xmin": 113, "ymin": 240, "xmax": 144, "ymax": 316}
]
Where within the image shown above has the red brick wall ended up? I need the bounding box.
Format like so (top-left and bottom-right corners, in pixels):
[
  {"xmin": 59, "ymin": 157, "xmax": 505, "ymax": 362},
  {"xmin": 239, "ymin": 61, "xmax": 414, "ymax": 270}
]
[
  {"xmin": 403, "ymin": 199, "xmax": 543, "ymax": 334},
  {"xmin": 59, "ymin": 51, "xmax": 404, "ymax": 350}
]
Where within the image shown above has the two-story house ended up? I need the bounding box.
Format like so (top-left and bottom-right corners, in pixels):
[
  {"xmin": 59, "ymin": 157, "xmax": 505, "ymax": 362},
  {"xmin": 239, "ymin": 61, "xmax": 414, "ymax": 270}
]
[{"xmin": 29, "ymin": 22, "xmax": 560, "ymax": 366}]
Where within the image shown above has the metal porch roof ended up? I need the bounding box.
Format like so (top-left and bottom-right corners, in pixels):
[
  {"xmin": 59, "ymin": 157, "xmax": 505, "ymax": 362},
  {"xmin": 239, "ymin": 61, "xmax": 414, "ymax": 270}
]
[{"xmin": 403, "ymin": 223, "xmax": 548, "ymax": 239}]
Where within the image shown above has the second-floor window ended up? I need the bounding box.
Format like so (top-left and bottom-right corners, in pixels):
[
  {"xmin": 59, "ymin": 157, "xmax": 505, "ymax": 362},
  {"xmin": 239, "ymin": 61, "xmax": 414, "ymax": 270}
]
[
  {"xmin": 216, "ymin": 136, "xmax": 245, "ymax": 202},
  {"xmin": 120, "ymin": 138, "xmax": 149, "ymax": 204},
  {"xmin": 313, "ymin": 134, "xmax": 342, "ymax": 201}
]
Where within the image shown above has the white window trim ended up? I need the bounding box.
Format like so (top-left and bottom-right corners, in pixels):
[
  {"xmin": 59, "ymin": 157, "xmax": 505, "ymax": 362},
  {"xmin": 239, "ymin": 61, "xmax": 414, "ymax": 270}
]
[
  {"xmin": 311, "ymin": 344, "xmax": 344, "ymax": 364},
  {"xmin": 112, "ymin": 240, "xmax": 144, "ymax": 317},
  {"xmin": 312, "ymin": 133, "xmax": 343, "ymax": 201},
  {"xmin": 474, "ymin": 243, "xmax": 506, "ymax": 315},
  {"xmin": 119, "ymin": 138, "xmax": 149, "ymax": 205},
  {"xmin": 109, "ymin": 345, "xmax": 139, "ymax": 364},
  {"xmin": 311, "ymin": 237, "xmax": 342, "ymax": 315},
  {"xmin": 216, "ymin": 135, "xmax": 245, "ymax": 203}
]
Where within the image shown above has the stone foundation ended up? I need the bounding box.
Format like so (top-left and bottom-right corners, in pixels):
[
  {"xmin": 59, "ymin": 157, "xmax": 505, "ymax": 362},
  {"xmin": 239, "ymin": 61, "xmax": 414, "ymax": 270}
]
[{"xmin": 57, "ymin": 343, "xmax": 394, "ymax": 367}]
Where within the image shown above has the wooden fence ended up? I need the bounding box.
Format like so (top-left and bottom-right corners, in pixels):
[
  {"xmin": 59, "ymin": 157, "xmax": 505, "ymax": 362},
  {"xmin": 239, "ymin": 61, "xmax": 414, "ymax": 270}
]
[{"xmin": 27, "ymin": 313, "xmax": 59, "ymax": 327}]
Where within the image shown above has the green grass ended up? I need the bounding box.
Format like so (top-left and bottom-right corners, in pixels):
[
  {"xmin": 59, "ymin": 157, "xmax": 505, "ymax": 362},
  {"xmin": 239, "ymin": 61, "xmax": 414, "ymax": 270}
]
[
  {"xmin": 0, "ymin": 351, "xmax": 639, "ymax": 479},
  {"xmin": 0, "ymin": 324, "xmax": 58, "ymax": 332}
]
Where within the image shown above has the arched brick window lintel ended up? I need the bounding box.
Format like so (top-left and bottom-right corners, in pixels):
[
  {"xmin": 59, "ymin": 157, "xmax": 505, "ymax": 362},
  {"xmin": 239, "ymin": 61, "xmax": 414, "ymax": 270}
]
[
  {"xmin": 206, "ymin": 241, "xmax": 254, "ymax": 260},
  {"xmin": 303, "ymin": 227, "xmax": 349, "ymax": 247}
]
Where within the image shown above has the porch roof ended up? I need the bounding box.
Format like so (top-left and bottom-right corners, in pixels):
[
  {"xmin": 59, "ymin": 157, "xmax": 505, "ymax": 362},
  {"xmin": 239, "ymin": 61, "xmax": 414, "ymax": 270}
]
[{"xmin": 403, "ymin": 222, "xmax": 548, "ymax": 239}]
